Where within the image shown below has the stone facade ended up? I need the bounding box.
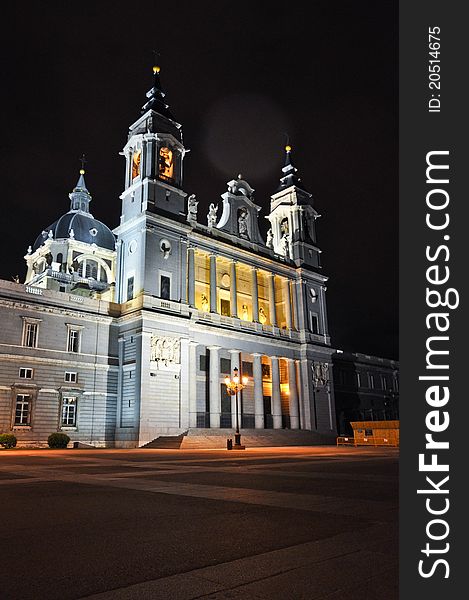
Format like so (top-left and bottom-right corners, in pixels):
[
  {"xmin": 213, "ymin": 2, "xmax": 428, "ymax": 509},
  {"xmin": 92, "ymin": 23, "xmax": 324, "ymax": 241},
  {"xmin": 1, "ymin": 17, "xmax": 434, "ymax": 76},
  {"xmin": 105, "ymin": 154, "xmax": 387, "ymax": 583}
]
[{"xmin": 0, "ymin": 67, "xmax": 397, "ymax": 447}]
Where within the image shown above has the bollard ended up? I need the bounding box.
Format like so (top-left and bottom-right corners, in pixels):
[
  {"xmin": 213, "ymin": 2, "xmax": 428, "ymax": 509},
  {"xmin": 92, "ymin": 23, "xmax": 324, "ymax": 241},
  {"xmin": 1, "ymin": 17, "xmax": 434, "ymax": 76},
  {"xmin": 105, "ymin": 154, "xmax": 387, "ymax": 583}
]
[{"xmin": 227, "ymin": 438, "xmax": 233, "ymax": 450}]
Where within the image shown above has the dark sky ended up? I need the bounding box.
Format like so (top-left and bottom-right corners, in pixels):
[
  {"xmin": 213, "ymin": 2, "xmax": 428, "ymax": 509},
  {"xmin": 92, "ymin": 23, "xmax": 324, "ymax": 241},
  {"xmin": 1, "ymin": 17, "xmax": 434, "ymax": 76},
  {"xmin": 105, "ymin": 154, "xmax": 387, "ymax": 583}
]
[{"xmin": 2, "ymin": 1, "xmax": 397, "ymax": 360}]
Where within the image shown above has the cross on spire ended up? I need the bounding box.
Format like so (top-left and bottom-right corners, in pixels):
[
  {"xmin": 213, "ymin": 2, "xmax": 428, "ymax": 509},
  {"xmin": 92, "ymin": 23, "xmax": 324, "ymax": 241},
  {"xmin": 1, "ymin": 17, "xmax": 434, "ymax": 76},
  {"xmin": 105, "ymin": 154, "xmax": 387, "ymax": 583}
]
[{"xmin": 79, "ymin": 153, "xmax": 87, "ymax": 175}]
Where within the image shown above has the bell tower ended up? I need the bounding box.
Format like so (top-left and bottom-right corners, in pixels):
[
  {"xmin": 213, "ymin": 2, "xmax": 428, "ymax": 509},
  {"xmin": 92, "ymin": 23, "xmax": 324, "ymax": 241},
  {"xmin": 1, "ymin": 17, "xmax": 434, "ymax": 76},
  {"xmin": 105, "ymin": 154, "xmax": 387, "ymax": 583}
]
[
  {"xmin": 114, "ymin": 63, "xmax": 189, "ymax": 304},
  {"xmin": 267, "ymin": 145, "xmax": 321, "ymax": 269}
]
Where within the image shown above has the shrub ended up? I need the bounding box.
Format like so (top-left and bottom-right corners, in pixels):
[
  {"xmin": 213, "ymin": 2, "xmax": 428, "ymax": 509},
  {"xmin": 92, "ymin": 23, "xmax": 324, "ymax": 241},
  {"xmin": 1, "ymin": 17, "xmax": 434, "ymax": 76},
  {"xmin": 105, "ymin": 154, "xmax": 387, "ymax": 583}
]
[
  {"xmin": 0, "ymin": 434, "xmax": 17, "ymax": 449},
  {"xmin": 47, "ymin": 433, "xmax": 70, "ymax": 449}
]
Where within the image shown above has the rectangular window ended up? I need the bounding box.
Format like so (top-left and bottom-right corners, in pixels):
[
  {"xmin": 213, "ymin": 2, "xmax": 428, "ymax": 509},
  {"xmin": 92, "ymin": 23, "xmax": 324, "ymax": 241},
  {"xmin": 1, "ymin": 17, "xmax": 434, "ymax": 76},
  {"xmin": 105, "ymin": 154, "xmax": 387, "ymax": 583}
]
[
  {"xmin": 64, "ymin": 371, "xmax": 77, "ymax": 383},
  {"xmin": 242, "ymin": 361, "xmax": 253, "ymax": 377},
  {"xmin": 356, "ymin": 372, "xmax": 361, "ymax": 387},
  {"xmin": 369, "ymin": 374, "xmax": 375, "ymax": 389},
  {"xmin": 220, "ymin": 358, "xmax": 231, "ymax": 374},
  {"xmin": 23, "ymin": 322, "xmax": 38, "ymax": 348},
  {"xmin": 262, "ymin": 364, "xmax": 271, "ymax": 379},
  {"xmin": 365, "ymin": 428, "xmax": 373, "ymax": 436},
  {"xmin": 220, "ymin": 298, "xmax": 230, "ymax": 317},
  {"xmin": 67, "ymin": 329, "xmax": 80, "ymax": 353},
  {"xmin": 199, "ymin": 355, "xmax": 207, "ymax": 372},
  {"xmin": 127, "ymin": 276, "xmax": 134, "ymax": 301},
  {"xmin": 15, "ymin": 394, "xmax": 31, "ymax": 425},
  {"xmin": 310, "ymin": 313, "xmax": 319, "ymax": 334},
  {"xmin": 19, "ymin": 368, "xmax": 33, "ymax": 379},
  {"xmin": 160, "ymin": 275, "xmax": 170, "ymax": 300},
  {"xmin": 61, "ymin": 397, "xmax": 77, "ymax": 427}
]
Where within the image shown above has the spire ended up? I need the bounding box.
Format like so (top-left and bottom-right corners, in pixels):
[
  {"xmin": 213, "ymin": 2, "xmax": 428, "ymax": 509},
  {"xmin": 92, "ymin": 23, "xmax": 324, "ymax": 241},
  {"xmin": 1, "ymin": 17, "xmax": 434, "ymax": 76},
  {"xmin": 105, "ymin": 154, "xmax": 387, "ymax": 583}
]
[
  {"xmin": 277, "ymin": 144, "xmax": 305, "ymax": 192},
  {"xmin": 69, "ymin": 155, "xmax": 92, "ymax": 213},
  {"xmin": 141, "ymin": 61, "xmax": 175, "ymax": 121}
]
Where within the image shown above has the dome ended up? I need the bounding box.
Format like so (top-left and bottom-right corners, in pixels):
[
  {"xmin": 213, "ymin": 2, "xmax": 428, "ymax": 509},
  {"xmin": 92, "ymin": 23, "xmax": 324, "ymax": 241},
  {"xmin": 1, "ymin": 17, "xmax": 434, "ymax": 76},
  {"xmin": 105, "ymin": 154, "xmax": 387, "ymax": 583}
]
[
  {"xmin": 32, "ymin": 170, "xmax": 116, "ymax": 252},
  {"xmin": 33, "ymin": 211, "xmax": 115, "ymax": 251}
]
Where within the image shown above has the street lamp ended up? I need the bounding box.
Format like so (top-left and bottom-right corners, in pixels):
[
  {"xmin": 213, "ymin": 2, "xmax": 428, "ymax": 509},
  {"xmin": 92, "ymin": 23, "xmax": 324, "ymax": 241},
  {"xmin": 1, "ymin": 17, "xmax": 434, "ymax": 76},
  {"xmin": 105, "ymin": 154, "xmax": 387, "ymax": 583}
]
[{"xmin": 224, "ymin": 367, "xmax": 249, "ymax": 449}]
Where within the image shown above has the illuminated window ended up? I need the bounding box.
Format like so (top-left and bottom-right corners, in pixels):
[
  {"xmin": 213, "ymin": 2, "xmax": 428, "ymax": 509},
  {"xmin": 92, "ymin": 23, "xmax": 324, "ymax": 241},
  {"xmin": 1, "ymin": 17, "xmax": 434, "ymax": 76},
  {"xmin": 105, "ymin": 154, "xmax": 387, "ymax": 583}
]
[
  {"xmin": 15, "ymin": 395, "xmax": 31, "ymax": 425},
  {"xmin": 62, "ymin": 397, "xmax": 77, "ymax": 427},
  {"xmin": 158, "ymin": 147, "xmax": 174, "ymax": 181},
  {"xmin": 132, "ymin": 150, "xmax": 141, "ymax": 180}
]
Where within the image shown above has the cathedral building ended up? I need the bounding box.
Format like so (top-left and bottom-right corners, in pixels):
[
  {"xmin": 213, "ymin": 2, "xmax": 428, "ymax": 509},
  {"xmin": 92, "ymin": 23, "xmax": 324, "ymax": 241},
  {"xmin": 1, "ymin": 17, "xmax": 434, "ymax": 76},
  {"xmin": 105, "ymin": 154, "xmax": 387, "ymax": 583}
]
[{"xmin": 0, "ymin": 66, "xmax": 397, "ymax": 448}]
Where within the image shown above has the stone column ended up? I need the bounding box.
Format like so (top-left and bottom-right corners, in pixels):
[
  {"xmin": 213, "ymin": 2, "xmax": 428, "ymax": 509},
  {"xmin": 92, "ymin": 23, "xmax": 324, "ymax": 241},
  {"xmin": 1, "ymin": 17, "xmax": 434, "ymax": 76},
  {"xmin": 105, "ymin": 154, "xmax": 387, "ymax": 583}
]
[
  {"xmin": 230, "ymin": 260, "xmax": 238, "ymax": 318},
  {"xmin": 287, "ymin": 358, "xmax": 300, "ymax": 429},
  {"xmin": 180, "ymin": 239, "xmax": 188, "ymax": 304},
  {"xmin": 284, "ymin": 279, "xmax": 292, "ymax": 330},
  {"xmin": 208, "ymin": 346, "xmax": 221, "ymax": 428},
  {"xmin": 271, "ymin": 356, "xmax": 282, "ymax": 429},
  {"xmin": 187, "ymin": 247, "xmax": 195, "ymax": 307},
  {"xmin": 251, "ymin": 267, "xmax": 259, "ymax": 322},
  {"xmin": 252, "ymin": 353, "xmax": 264, "ymax": 429},
  {"xmin": 296, "ymin": 360, "xmax": 305, "ymax": 430},
  {"xmin": 179, "ymin": 338, "xmax": 190, "ymax": 428},
  {"xmin": 188, "ymin": 341, "xmax": 198, "ymax": 427},
  {"xmin": 268, "ymin": 273, "xmax": 277, "ymax": 327},
  {"xmin": 210, "ymin": 253, "xmax": 217, "ymax": 313},
  {"xmin": 229, "ymin": 349, "xmax": 241, "ymax": 429}
]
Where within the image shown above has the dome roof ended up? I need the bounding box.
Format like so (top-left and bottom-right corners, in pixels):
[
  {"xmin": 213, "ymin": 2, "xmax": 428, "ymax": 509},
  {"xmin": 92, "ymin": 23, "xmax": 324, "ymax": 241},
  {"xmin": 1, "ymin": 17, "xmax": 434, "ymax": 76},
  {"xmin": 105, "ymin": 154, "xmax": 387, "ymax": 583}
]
[
  {"xmin": 32, "ymin": 170, "xmax": 116, "ymax": 252},
  {"xmin": 33, "ymin": 211, "xmax": 115, "ymax": 251}
]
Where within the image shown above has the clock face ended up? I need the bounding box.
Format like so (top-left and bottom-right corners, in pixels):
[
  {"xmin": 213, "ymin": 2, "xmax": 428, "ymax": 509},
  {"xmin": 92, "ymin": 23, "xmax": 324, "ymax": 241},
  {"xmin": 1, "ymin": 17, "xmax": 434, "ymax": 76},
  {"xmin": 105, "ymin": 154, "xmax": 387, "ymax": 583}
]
[
  {"xmin": 132, "ymin": 150, "xmax": 141, "ymax": 179},
  {"xmin": 158, "ymin": 146, "xmax": 174, "ymax": 181}
]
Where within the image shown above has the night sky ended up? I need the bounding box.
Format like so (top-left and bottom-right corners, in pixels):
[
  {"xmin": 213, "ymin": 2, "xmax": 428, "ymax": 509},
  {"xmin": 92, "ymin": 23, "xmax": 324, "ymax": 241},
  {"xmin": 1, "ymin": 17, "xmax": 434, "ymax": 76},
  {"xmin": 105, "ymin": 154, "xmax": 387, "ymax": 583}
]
[{"xmin": 2, "ymin": 1, "xmax": 397, "ymax": 360}]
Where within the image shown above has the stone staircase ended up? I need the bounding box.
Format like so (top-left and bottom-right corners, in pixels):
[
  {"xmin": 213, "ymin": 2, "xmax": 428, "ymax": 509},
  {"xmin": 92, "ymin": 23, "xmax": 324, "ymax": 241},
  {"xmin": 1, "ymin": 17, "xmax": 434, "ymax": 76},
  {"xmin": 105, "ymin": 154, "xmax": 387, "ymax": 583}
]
[
  {"xmin": 141, "ymin": 431, "xmax": 188, "ymax": 449},
  {"xmin": 180, "ymin": 428, "xmax": 335, "ymax": 449}
]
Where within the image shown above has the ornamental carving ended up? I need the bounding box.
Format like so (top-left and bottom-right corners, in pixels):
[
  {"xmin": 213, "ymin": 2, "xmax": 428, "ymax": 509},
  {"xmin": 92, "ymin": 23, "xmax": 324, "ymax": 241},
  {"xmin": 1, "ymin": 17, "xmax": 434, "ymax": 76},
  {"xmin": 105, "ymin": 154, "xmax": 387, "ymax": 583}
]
[
  {"xmin": 150, "ymin": 335, "xmax": 180, "ymax": 366},
  {"xmin": 312, "ymin": 362, "xmax": 329, "ymax": 387}
]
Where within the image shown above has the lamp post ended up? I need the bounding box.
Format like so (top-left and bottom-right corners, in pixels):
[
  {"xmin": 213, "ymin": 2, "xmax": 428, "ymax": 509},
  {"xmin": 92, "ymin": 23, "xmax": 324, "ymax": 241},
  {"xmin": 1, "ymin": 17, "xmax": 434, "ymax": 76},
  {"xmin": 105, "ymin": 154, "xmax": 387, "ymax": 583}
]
[{"xmin": 224, "ymin": 366, "xmax": 248, "ymax": 448}]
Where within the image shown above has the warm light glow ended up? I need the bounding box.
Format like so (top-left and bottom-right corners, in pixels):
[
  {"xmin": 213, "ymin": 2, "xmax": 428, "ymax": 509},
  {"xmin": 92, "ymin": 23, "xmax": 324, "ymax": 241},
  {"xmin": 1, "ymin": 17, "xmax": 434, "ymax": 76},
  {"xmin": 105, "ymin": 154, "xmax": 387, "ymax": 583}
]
[
  {"xmin": 132, "ymin": 150, "xmax": 141, "ymax": 180},
  {"xmin": 153, "ymin": 65, "xmax": 161, "ymax": 74},
  {"xmin": 233, "ymin": 376, "xmax": 239, "ymax": 385},
  {"xmin": 242, "ymin": 376, "xmax": 248, "ymax": 385},
  {"xmin": 224, "ymin": 377, "xmax": 230, "ymax": 386},
  {"xmin": 285, "ymin": 145, "xmax": 292, "ymax": 152},
  {"xmin": 79, "ymin": 169, "xmax": 85, "ymax": 175},
  {"xmin": 159, "ymin": 147, "xmax": 174, "ymax": 181}
]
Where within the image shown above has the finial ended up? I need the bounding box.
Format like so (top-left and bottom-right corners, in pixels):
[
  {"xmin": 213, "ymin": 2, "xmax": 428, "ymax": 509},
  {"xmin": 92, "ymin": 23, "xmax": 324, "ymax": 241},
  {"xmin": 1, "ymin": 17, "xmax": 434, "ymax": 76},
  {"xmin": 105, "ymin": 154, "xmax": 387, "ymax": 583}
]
[
  {"xmin": 152, "ymin": 50, "xmax": 161, "ymax": 74},
  {"xmin": 79, "ymin": 153, "xmax": 87, "ymax": 175},
  {"xmin": 285, "ymin": 145, "xmax": 292, "ymax": 152},
  {"xmin": 284, "ymin": 132, "xmax": 291, "ymax": 153},
  {"xmin": 237, "ymin": 173, "xmax": 243, "ymax": 180}
]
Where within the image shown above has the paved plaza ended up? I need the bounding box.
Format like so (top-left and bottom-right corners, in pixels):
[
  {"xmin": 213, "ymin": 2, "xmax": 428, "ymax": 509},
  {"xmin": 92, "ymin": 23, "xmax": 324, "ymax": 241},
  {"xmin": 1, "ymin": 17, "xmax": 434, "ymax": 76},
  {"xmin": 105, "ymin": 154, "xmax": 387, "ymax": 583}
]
[{"xmin": 0, "ymin": 446, "xmax": 398, "ymax": 599}]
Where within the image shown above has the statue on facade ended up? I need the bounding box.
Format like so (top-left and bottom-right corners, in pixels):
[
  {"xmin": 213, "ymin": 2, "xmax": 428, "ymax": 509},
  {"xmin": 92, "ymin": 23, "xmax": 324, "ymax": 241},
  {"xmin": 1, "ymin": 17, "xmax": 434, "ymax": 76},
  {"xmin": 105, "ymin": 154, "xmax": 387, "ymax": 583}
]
[
  {"xmin": 312, "ymin": 362, "xmax": 329, "ymax": 387},
  {"xmin": 266, "ymin": 228, "xmax": 274, "ymax": 249},
  {"xmin": 238, "ymin": 208, "xmax": 249, "ymax": 239},
  {"xmin": 207, "ymin": 203, "xmax": 218, "ymax": 228},
  {"xmin": 280, "ymin": 233, "xmax": 290, "ymax": 258},
  {"xmin": 201, "ymin": 293, "xmax": 209, "ymax": 312},
  {"xmin": 259, "ymin": 306, "xmax": 267, "ymax": 325},
  {"xmin": 187, "ymin": 194, "xmax": 198, "ymax": 223},
  {"xmin": 150, "ymin": 335, "xmax": 180, "ymax": 366},
  {"xmin": 241, "ymin": 304, "xmax": 249, "ymax": 321}
]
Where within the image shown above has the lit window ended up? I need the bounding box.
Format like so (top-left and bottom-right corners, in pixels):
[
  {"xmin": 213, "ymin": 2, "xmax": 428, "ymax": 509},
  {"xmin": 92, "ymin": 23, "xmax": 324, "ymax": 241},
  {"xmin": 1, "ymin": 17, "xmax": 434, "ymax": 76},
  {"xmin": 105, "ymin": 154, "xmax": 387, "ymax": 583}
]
[
  {"xmin": 67, "ymin": 329, "xmax": 80, "ymax": 353},
  {"xmin": 19, "ymin": 368, "xmax": 33, "ymax": 379},
  {"xmin": 61, "ymin": 397, "xmax": 77, "ymax": 427},
  {"xmin": 22, "ymin": 321, "xmax": 38, "ymax": 348},
  {"xmin": 15, "ymin": 394, "xmax": 31, "ymax": 425},
  {"xmin": 64, "ymin": 372, "xmax": 77, "ymax": 383}
]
